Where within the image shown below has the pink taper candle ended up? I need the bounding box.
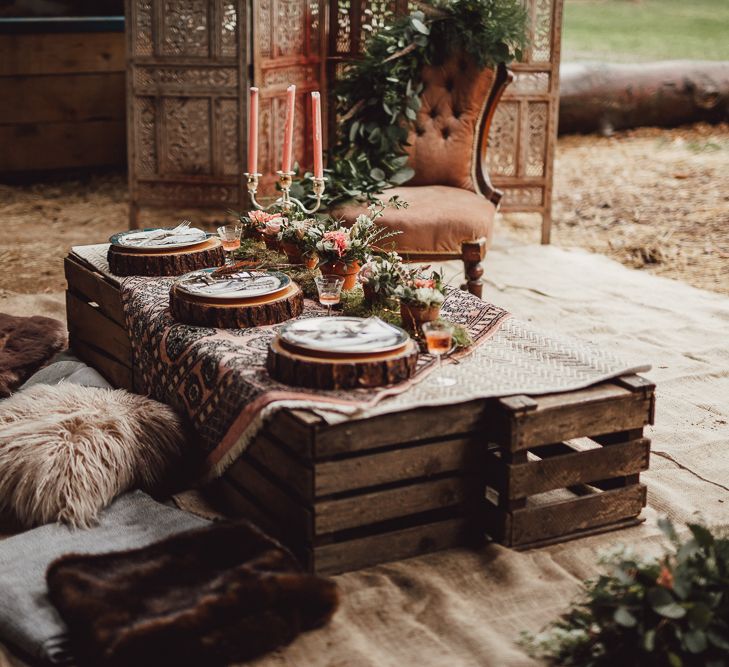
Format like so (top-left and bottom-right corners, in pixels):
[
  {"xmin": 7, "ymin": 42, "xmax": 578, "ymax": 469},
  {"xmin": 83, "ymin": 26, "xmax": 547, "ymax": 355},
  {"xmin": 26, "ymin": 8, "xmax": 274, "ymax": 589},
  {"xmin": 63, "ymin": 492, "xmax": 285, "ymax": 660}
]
[
  {"xmin": 282, "ymin": 84, "xmax": 296, "ymax": 172},
  {"xmin": 311, "ymin": 91, "xmax": 323, "ymax": 179},
  {"xmin": 248, "ymin": 87, "xmax": 259, "ymax": 174}
]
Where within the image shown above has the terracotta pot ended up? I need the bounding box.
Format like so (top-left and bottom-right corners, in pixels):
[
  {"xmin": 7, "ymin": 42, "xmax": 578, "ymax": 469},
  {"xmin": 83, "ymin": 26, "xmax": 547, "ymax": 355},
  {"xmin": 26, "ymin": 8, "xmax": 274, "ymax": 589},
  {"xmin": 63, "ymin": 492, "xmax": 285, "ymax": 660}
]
[
  {"xmin": 400, "ymin": 302, "xmax": 441, "ymax": 330},
  {"xmin": 320, "ymin": 260, "xmax": 361, "ymax": 291},
  {"xmin": 281, "ymin": 241, "xmax": 303, "ymax": 264},
  {"xmin": 263, "ymin": 234, "xmax": 280, "ymax": 251}
]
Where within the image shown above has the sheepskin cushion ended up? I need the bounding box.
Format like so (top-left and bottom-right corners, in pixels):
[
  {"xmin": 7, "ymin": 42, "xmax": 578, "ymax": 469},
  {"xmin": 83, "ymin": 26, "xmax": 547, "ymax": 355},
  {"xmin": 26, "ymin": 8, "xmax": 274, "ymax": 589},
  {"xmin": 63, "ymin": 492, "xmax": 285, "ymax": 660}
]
[
  {"xmin": 0, "ymin": 383, "xmax": 190, "ymax": 528},
  {"xmin": 0, "ymin": 312, "xmax": 66, "ymax": 397}
]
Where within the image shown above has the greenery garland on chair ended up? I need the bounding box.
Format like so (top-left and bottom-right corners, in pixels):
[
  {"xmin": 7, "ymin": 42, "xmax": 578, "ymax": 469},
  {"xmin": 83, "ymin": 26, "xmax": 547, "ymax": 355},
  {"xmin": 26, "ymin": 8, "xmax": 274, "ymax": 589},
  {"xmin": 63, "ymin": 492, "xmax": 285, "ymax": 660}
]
[{"xmin": 293, "ymin": 0, "xmax": 528, "ymax": 208}]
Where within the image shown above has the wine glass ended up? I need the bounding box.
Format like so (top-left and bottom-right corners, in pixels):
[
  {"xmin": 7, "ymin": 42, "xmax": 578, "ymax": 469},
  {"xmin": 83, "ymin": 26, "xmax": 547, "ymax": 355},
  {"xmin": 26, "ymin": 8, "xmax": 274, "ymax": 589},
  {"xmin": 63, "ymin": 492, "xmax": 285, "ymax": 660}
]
[
  {"xmin": 422, "ymin": 320, "xmax": 456, "ymax": 387},
  {"xmin": 315, "ymin": 276, "xmax": 344, "ymax": 316},
  {"xmin": 217, "ymin": 223, "xmax": 243, "ymax": 265}
]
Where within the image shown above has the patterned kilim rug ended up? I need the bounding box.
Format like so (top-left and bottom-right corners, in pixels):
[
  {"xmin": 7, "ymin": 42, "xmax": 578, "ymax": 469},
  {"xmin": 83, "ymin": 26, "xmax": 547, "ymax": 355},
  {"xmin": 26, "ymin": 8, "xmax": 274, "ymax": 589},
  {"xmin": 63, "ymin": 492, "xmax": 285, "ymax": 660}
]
[
  {"xmin": 74, "ymin": 244, "xmax": 650, "ymax": 479},
  {"xmin": 121, "ymin": 276, "xmax": 511, "ymax": 477}
]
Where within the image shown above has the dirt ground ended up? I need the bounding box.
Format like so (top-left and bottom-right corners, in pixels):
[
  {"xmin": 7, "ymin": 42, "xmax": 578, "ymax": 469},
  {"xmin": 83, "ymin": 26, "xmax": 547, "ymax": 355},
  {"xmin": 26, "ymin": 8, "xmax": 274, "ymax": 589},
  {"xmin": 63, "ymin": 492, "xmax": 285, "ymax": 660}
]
[
  {"xmin": 1, "ymin": 122, "xmax": 728, "ymax": 296},
  {"xmin": 504, "ymin": 122, "xmax": 729, "ymax": 295}
]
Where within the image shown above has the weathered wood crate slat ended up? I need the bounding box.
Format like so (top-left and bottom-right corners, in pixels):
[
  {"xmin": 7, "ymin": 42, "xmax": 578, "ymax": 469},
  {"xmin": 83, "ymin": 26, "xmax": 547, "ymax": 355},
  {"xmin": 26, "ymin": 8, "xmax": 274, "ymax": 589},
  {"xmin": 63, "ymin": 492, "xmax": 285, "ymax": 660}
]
[
  {"xmin": 211, "ymin": 419, "xmax": 487, "ymax": 574},
  {"xmin": 484, "ymin": 376, "xmax": 655, "ymax": 549},
  {"xmin": 65, "ymin": 250, "xmax": 655, "ymax": 573},
  {"xmin": 213, "ymin": 372, "xmax": 653, "ymax": 572},
  {"xmin": 64, "ymin": 255, "xmax": 132, "ymax": 390}
]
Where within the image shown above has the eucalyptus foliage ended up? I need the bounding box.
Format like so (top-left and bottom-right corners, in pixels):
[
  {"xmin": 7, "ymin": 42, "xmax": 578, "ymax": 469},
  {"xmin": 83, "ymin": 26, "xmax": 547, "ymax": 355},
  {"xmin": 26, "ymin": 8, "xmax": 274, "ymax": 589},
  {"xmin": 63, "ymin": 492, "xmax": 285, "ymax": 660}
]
[
  {"xmin": 523, "ymin": 519, "xmax": 729, "ymax": 667},
  {"xmin": 293, "ymin": 0, "xmax": 528, "ymax": 207}
]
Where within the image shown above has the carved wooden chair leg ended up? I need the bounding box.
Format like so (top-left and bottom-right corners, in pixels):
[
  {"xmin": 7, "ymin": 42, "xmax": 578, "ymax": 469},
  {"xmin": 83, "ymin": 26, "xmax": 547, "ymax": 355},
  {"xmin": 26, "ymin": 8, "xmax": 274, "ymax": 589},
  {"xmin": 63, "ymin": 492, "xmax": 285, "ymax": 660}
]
[{"xmin": 460, "ymin": 238, "xmax": 487, "ymax": 299}]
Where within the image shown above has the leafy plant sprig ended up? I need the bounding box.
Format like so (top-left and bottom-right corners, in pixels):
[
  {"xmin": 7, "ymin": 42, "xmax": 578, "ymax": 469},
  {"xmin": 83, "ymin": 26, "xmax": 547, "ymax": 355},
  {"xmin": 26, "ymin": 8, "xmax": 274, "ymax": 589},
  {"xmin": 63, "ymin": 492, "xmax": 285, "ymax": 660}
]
[
  {"xmin": 522, "ymin": 519, "xmax": 729, "ymax": 667},
  {"xmin": 294, "ymin": 0, "xmax": 528, "ymax": 208}
]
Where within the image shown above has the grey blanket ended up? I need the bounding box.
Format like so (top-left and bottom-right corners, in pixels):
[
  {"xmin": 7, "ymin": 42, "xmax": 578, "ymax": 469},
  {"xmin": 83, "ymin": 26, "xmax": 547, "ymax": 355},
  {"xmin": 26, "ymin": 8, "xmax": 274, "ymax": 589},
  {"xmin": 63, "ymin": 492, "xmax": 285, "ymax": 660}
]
[{"xmin": 0, "ymin": 492, "xmax": 208, "ymax": 665}]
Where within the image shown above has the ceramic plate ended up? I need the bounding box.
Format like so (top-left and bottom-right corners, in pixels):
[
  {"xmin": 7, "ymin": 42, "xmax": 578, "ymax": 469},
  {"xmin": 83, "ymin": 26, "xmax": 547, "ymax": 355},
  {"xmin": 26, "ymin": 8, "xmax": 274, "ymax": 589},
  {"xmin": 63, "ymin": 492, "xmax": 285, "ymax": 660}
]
[
  {"xmin": 279, "ymin": 317, "xmax": 410, "ymax": 354},
  {"xmin": 110, "ymin": 227, "xmax": 208, "ymax": 250},
  {"xmin": 175, "ymin": 269, "xmax": 291, "ymax": 300}
]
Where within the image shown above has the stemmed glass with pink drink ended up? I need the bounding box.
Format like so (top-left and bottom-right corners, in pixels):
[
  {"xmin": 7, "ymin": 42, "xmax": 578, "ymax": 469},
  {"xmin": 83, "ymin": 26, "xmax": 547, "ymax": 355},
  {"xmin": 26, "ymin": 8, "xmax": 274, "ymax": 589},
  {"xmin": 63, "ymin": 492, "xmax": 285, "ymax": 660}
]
[
  {"xmin": 217, "ymin": 223, "xmax": 243, "ymax": 265},
  {"xmin": 422, "ymin": 320, "xmax": 456, "ymax": 387}
]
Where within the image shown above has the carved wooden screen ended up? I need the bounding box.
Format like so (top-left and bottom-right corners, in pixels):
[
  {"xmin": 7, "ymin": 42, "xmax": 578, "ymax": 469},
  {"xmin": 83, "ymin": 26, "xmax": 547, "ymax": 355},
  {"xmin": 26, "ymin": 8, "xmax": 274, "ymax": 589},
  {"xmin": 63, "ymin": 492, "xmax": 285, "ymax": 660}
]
[
  {"xmin": 326, "ymin": 0, "xmax": 563, "ymax": 243},
  {"xmin": 125, "ymin": 0, "xmax": 247, "ymax": 227},
  {"xmin": 252, "ymin": 0, "xmax": 327, "ymax": 189},
  {"xmin": 486, "ymin": 0, "xmax": 563, "ymax": 243}
]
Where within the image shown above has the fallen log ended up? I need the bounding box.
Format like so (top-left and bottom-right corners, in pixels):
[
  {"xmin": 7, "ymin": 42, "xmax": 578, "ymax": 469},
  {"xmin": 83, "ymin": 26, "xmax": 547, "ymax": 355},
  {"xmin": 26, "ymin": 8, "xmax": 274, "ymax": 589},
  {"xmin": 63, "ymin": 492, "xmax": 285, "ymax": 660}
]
[{"xmin": 559, "ymin": 60, "xmax": 729, "ymax": 135}]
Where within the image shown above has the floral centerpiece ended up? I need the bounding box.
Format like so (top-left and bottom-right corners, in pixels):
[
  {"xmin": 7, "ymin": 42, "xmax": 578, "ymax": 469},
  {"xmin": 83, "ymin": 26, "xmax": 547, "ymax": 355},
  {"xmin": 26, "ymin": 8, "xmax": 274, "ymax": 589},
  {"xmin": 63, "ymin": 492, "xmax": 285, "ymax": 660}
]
[
  {"xmin": 359, "ymin": 251, "xmax": 407, "ymax": 304},
  {"xmin": 278, "ymin": 216, "xmax": 318, "ymax": 267},
  {"xmin": 394, "ymin": 269, "xmax": 445, "ymax": 328},
  {"xmin": 312, "ymin": 200, "xmax": 402, "ymax": 290}
]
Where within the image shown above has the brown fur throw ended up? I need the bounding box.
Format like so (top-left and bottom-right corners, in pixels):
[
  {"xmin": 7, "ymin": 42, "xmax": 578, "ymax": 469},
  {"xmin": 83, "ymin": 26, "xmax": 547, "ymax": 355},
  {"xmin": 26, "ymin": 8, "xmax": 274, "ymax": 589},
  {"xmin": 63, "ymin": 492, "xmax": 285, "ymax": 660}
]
[
  {"xmin": 47, "ymin": 519, "xmax": 339, "ymax": 667},
  {"xmin": 0, "ymin": 312, "xmax": 66, "ymax": 397},
  {"xmin": 0, "ymin": 383, "xmax": 193, "ymax": 528}
]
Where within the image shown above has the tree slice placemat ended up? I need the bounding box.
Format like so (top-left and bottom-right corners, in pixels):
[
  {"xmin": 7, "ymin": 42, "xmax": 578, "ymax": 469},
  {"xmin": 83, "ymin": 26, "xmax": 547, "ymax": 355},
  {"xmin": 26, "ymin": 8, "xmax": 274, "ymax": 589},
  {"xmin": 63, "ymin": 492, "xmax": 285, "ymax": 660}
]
[
  {"xmin": 108, "ymin": 237, "xmax": 225, "ymax": 277},
  {"xmin": 170, "ymin": 282, "xmax": 304, "ymax": 329},
  {"xmin": 267, "ymin": 337, "xmax": 419, "ymax": 389}
]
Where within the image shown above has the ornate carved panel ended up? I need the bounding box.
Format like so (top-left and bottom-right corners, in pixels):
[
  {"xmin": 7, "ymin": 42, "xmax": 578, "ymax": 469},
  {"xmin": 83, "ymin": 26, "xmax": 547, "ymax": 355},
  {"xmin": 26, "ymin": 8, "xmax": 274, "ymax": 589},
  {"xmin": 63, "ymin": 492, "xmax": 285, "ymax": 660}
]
[
  {"xmin": 126, "ymin": 0, "xmax": 561, "ymax": 240},
  {"xmin": 489, "ymin": 0, "xmax": 564, "ymax": 243},
  {"xmin": 252, "ymin": 0, "xmax": 326, "ymax": 189},
  {"xmin": 160, "ymin": 0, "xmax": 210, "ymax": 56},
  {"xmin": 126, "ymin": 0, "xmax": 247, "ymax": 227}
]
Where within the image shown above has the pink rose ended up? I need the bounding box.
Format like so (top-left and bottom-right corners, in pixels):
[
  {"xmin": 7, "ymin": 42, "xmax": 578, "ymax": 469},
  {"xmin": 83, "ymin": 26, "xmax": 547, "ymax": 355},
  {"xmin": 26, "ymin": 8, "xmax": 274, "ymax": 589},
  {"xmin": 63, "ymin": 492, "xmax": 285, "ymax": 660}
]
[
  {"xmin": 323, "ymin": 230, "xmax": 349, "ymax": 257},
  {"xmin": 413, "ymin": 278, "xmax": 435, "ymax": 289},
  {"xmin": 248, "ymin": 210, "xmax": 278, "ymax": 229},
  {"xmin": 264, "ymin": 217, "xmax": 284, "ymax": 235}
]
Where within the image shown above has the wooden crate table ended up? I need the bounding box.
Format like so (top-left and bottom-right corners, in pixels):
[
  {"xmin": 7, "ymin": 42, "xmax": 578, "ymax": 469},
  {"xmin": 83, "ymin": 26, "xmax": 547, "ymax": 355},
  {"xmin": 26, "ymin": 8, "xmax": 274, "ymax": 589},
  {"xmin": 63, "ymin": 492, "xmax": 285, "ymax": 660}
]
[{"xmin": 64, "ymin": 248, "xmax": 655, "ymax": 574}]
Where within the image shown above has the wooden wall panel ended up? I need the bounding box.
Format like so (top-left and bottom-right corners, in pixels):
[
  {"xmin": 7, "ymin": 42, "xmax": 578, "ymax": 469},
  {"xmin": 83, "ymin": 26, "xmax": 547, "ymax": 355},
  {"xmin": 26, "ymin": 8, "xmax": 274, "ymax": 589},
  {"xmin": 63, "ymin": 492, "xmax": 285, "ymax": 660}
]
[
  {"xmin": 0, "ymin": 31, "xmax": 126, "ymax": 173},
  {"xmin": 0, "ymin": 120, "xmax": 126, "ymax": 171},
  {"xmin": 0, "ymin": 32, "xmax": 126, "ymax": 76}
]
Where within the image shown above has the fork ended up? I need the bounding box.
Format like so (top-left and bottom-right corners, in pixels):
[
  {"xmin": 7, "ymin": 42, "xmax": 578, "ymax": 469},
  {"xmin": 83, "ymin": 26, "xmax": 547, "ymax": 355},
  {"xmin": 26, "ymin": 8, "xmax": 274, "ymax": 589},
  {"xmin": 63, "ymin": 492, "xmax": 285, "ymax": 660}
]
[{"xmin": 139, "ymin": 219, "xmax": 193, "ymax": 246}]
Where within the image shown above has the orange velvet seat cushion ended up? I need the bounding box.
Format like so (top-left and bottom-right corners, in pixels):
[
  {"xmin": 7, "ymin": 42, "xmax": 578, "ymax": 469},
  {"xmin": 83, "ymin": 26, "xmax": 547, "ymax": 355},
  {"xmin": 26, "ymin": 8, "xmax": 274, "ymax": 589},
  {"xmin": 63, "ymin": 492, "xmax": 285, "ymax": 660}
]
[{"xmin": 332, "ymin": 185, "xmax": 496, "ymax": 255}]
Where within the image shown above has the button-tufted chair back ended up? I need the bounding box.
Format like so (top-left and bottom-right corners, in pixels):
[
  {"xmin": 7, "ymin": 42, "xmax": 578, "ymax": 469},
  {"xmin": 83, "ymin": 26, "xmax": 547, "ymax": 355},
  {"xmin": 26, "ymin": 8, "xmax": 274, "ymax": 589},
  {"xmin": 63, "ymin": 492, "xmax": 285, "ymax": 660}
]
[{"xmin": 405, "ymin": 54, "xmax": 500, "ymax": 196}]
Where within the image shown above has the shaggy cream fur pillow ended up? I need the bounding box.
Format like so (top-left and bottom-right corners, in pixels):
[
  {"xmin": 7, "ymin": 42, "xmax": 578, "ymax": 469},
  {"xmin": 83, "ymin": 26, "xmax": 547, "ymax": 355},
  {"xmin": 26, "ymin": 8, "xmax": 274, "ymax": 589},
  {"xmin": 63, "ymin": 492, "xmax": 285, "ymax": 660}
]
[{"xmin": 0, "ymin": 383, "xmax": 189, "ymax": 528}]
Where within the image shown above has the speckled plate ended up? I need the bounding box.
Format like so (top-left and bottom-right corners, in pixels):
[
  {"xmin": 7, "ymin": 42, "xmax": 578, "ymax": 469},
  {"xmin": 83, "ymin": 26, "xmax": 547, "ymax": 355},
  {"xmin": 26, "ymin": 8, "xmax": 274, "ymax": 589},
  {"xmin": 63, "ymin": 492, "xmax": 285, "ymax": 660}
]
[
  {"xmin": 175, "ymin": 268, "xmax": 291, "ymax": 300},
  {"xmin": 279, "ymin": 316, "xmax": 410, "ymax": 355},
  {"xmin": 110, "ymin": 227, "xmax": 208, "ymax": 250}
]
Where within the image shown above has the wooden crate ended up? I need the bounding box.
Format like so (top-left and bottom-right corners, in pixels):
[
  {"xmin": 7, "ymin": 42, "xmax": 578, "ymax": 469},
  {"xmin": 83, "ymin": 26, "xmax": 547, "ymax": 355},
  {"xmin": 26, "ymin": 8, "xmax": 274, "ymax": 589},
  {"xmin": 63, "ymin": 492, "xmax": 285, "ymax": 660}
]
[
  {"xmin": 484, "ymin": 375, "xmax": 655, "ymax": 548},
  {"xmin": 213, "ymin": 376, "xmax": 654, "ymax": 573},
  {"xmin": 65, "ymin": 249, "xmax": 655, "ymax": 572},
  {"xmin": 64, "ymin": 254, "xmax": 132, "ymax": 390},
  {"xmin": 210, "ymin": 406, "xmax": 490, "ymax": 575}
]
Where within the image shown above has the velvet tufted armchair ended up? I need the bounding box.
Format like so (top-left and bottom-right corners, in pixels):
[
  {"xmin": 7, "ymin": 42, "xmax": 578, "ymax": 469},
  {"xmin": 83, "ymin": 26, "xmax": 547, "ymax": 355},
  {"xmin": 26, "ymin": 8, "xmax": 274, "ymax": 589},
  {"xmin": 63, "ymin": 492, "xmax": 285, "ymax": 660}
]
[{"xmin": 333, "ymin": 56, "xmax": 512, "ymax": 298}]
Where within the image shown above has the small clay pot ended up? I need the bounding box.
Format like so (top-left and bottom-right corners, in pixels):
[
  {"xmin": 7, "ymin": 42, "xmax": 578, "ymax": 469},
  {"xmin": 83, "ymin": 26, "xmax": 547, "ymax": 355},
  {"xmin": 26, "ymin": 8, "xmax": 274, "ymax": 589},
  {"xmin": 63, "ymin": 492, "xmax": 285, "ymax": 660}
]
[
  {"xmin": 263, "ymin": 234, "xmax": 280, "ymax": 251},
  {"xmin": 400, "ymin": 302, "xmax": 441, "ymax": 330},
  {"xmin": 320, "ymin": 260, "xmax": 361, "ymax": 291},
  {"xmin": 281, "ymin": 241, "xmax": 303, "ymax": 264},
  {"xmin": 304, "ymin": 253, "xmax": 319, "ymax": 270}
]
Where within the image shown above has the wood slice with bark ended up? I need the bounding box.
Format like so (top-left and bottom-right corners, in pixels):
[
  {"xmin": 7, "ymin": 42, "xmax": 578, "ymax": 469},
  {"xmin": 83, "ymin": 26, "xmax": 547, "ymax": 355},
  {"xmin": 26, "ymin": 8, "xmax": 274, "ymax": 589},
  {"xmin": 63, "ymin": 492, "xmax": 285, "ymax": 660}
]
[
  {"xmin": 108, "ymin": 238, "xmax": 225, "ymax": 277},
  {"xmin": 267, "ymin": 338, "xmax": 419, "ymax": 389},
  {"xmin": 170, "ymin": 283, "xmax": 304, "ymax": 329}
]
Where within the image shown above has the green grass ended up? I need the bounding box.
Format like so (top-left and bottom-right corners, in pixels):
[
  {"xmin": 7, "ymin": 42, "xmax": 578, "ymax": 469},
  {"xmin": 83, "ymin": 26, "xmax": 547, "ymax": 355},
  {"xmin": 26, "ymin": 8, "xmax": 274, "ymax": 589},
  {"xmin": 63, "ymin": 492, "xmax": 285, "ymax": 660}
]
[{"xmin": 563, "ymin": 0, "xmax": 729, "ymax": 62}]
